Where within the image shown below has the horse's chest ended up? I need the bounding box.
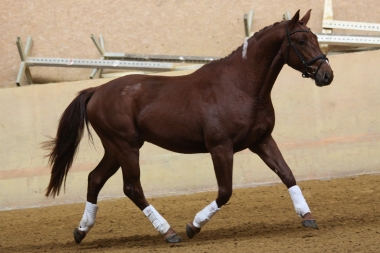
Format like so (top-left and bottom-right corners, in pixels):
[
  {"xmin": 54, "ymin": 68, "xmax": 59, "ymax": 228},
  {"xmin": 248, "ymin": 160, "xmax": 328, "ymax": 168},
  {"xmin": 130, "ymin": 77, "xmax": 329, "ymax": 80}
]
[{"xmin": 233, "ymin": 110, "xmax": 275, "ymax": 150}]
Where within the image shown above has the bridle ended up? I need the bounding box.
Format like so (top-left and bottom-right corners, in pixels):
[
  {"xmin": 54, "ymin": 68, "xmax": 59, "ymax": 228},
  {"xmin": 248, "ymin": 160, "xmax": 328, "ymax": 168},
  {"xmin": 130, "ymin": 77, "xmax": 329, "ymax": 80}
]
[{"xmin": 286, "ymin": 23, "xmax": 328, "ymax": 78}]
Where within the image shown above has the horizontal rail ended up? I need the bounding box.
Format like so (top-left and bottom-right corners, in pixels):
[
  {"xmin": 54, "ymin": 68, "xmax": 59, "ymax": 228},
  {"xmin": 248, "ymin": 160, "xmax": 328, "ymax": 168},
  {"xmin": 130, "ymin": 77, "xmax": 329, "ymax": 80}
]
[
  {"xmin": 102, "ymin": 53, "xmax": 218, "ymax": 63},
  {"xmin": 316, "ymin": 33, "xmax": 380, "ymax": 47},
  {"xmin": 25, "ymin": 57, "xmax": 174, "ymax": 71},
  {"xmin": 322, "ymin": 20, "xmax": 380, "ymax": 32}
]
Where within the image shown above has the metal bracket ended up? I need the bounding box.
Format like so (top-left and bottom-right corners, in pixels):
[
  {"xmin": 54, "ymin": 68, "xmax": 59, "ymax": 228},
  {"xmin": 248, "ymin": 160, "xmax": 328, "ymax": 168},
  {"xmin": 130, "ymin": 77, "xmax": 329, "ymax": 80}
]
[
  {"xmin": 16, "ymin": 37, "xmax": 34, "ymax": 86},
  {"xmin": 283, "ymin": 10, "xmax": 291, "ymax": 21},
  {"xmin": 90, "ymin": 34, "xmax": 106, "ymax": 79},
  {"xmin": 244, "ymin": 10, "xmax": 254, "ymax": 37},
  {"xmin": 320, "ymin": 0, "xmax": 380, "ymax": 54}
]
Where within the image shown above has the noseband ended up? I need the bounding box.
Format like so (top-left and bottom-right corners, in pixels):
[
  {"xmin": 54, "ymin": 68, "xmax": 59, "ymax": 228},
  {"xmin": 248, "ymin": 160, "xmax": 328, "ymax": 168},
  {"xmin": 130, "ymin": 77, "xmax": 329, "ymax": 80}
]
[{"xmin": 286, "ymin": 23, "xmax": 328, "ymax": 78}]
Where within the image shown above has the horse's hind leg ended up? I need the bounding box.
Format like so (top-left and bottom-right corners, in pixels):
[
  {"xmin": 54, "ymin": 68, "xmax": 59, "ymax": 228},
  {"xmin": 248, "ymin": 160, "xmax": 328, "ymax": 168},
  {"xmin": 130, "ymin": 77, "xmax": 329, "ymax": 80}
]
[
  {"xmin": 73, "ymin": 145, "xmax": 120, "ymax": 244},
  {"xmin": 114, "ymin": 140, "xmax": 182, "ymax": 243},
  {"xmin": 250, "ymin": 135, "xmax": 318, "ymax": 229}
]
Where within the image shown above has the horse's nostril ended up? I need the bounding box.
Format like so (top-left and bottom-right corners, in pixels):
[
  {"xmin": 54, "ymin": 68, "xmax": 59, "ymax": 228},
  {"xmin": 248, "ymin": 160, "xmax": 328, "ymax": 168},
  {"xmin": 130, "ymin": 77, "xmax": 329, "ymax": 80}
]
[{"xmin": 324, "ymin": 72, "xmax": 330, "ymax": 82}]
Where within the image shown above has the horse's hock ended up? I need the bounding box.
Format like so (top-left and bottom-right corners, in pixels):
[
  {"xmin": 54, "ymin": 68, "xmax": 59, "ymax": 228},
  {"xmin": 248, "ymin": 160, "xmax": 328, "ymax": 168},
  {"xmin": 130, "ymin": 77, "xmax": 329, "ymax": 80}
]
[{"xmin": 0, "ymin": 48, "xmax": 379, "ymax": 211}]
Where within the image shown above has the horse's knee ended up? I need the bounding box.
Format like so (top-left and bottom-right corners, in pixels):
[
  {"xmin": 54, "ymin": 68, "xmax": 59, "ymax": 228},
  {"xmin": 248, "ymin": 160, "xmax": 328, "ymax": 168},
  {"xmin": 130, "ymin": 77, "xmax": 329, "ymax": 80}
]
[
  {"xmin": 123, "ymin": 182, "xmax": 147, "ymax": 208},
  {"xmin": 123, "ymin": 182, "xmax": 135, "ymax": 198},
  {"xmin": 216, "ymin": 187, "xmax": 232, "ymax": 206}
]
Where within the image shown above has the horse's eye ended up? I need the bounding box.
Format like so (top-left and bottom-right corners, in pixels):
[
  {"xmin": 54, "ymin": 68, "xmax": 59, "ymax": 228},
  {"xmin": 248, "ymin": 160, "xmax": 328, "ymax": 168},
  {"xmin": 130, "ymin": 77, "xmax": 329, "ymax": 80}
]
[{"xmin": 298, "ymin": 40, "xmax": 306, "ymax": 46}]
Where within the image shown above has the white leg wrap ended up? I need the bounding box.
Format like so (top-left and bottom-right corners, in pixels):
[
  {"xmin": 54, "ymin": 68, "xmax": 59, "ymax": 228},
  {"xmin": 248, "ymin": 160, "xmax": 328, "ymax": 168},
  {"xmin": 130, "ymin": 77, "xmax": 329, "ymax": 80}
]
[
  {"xmin": 288, "ymin": 185, "xmax": 311, "ymax": 217},
  {"xmin": 193, "ymin": 200, "xmax": 220, "ymax": 228},
  {"xmin": 143, "ymin": 205, "xmax": 170, "ymax": 235},
  {"xmin": 78, "ymin": 201, "xmax": 98, "ymax": 232}
]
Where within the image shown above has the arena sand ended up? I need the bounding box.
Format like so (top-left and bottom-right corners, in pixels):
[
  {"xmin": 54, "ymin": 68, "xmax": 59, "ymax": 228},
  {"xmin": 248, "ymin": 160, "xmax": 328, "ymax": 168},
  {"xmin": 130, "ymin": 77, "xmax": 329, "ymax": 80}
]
[{"xmin": 0, "ymin": 174, "xmax": 379, "ymax": 252}]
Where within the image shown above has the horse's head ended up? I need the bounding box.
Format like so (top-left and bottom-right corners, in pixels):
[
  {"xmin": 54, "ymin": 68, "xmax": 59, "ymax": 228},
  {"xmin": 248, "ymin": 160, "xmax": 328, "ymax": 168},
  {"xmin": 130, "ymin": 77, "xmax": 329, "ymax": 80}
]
[{"xmin": 283, "ymin": 10, "xmax": 334, "ymax": 87}]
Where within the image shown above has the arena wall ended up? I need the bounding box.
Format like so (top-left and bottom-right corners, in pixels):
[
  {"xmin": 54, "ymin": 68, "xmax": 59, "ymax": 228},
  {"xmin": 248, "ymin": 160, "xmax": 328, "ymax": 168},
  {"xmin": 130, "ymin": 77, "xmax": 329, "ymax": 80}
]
[
  {"xmin": 1, "ymin": 0, "xmax": 380, "ymax": 88},
  {"xmin": 1, "ymin": 49, "xmax": 379, "ymax": 211}
]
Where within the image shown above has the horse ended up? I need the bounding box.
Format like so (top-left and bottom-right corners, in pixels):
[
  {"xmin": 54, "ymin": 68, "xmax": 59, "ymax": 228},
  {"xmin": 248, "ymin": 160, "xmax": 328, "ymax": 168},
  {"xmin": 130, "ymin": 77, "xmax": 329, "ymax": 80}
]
[{"xmin": 43, "ymin": 9, "xmax": 333, "ymax": 244}]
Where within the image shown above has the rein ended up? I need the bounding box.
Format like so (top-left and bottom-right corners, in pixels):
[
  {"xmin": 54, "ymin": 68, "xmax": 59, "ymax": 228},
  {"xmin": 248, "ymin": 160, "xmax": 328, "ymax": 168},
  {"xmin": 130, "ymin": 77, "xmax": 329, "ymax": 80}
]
[{"xmin": 286, "ymin": 23, "xmax": 328, "ymax": 78}]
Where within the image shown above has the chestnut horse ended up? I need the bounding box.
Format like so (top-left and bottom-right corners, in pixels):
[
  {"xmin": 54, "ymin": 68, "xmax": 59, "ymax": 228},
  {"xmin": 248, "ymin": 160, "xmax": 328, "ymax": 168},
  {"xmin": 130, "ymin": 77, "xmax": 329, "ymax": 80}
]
[{"xmin": 44, "ymin": 10, "xmax": 333, "ymax": 244}]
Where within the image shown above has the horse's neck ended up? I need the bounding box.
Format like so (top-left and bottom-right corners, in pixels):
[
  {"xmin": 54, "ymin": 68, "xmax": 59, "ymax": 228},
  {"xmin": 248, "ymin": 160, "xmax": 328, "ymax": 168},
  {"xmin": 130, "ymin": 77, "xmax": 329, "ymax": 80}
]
[{"xmin": 228, "ymin": 26, "xmax": 286, "ymax": 99}]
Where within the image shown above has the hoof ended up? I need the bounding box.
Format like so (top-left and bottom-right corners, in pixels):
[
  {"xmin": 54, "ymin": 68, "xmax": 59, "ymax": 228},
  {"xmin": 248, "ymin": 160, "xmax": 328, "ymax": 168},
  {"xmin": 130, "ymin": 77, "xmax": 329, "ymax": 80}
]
[
  {"xmin": 186, "ymin": 223, "xmax": 200, "ymax": 239},
  {"xmin": 73, "ymin": 228, "xmax": 86, "ymax": 244},
  {"xmin": 301, "ymin": 220, "xmax": 319, "ymax": 229},
  {"xmin": 165, "ymin": 233, "xmax": 182, "ymax": 243}
]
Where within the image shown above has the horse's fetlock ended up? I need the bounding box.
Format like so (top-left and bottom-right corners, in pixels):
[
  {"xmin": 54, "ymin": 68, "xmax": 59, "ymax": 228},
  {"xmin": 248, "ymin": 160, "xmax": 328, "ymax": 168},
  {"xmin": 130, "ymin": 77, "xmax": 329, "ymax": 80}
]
[
  {"xmin": 78, "ymin": 201, "xmax": 98, "ymax": 232},
  {"xmin": 288, "ymin": 185, "xmax": 311, "ymax": 217},
  {"xmin": 193, "ymin": 200, "xmax": 220, "ymax": 228},
  {"xmin": 143, "ymin": 205, "xmax": 170, "ymax": 234}
]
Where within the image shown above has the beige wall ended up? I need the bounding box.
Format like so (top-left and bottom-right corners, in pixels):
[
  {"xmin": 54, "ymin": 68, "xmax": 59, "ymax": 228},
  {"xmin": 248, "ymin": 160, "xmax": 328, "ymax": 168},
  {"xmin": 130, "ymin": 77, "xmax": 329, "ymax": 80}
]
[
  {"xmin": 1, "ymin": 49, "xmax": 379, "ymax": 210},
  {"xmin": 1, "ymin": 0, "xmax": 380, "ymax": 88}
]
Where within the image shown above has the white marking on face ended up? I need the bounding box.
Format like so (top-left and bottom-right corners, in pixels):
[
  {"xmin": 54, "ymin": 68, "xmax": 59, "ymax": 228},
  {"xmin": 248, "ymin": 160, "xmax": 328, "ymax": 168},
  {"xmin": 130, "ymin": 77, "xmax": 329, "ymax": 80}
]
[{"xmin": 242, "ymin": 37, "xmax": 249, "ymax": 60}]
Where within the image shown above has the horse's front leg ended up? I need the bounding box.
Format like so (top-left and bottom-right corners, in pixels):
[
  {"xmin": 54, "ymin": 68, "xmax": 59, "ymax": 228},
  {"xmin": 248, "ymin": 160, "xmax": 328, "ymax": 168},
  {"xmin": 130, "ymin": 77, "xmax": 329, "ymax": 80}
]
[
  {"xmin": 250, "ymin": 135, "xmax": 319, "ymax": 229},
  {"xmin": 186, "ymin": 143, "xmax": 233, "ymax": 239}
]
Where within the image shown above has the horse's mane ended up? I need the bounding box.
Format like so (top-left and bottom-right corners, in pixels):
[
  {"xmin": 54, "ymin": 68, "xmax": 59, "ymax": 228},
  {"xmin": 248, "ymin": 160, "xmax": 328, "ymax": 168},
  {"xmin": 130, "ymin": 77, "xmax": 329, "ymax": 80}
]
[
  {"xmin": 254, "ymin": 21, "xmax": 284, "ymax": 37},
  {"xmin": 215, "ymin": 20, "xmax": 288, "ymax": 62}
]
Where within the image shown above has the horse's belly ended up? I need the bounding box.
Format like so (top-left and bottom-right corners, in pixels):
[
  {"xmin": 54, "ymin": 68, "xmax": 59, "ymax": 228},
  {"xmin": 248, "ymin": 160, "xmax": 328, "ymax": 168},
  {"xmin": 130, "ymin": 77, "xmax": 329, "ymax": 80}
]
[
  {"xmin": 150, "ymin": 140, "xmax": 208, "ymax": 154},
  {"xmin": 144, "ymin": 135, "xmax": 208, "ymax": 154},
  {"xmin": 139, "ymin": 120, "xmax": 208, "ymax": 154}
]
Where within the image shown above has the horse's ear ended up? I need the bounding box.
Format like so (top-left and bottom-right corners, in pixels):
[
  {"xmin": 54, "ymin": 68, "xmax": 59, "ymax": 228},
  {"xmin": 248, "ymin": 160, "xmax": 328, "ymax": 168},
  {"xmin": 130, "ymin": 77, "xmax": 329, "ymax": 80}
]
[
  {"xmin": 300, "ymin": 9, "xmax": 312, "ymax": 25},
  {"xmin": 289, "ymin": 10, "xmax": 300, "ymax": 28}
]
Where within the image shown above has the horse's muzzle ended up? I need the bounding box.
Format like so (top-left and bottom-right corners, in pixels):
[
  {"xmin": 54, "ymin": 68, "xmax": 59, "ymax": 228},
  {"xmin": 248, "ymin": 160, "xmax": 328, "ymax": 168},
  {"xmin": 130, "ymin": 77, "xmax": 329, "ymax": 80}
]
[{"xmin": 315, "ymin": 71, "xmax": 334, "ymax": 87}]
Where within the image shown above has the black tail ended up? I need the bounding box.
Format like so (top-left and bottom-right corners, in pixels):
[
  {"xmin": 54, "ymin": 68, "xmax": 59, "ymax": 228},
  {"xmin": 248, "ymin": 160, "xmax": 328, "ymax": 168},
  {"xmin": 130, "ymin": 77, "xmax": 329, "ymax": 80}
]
[{"xmin": 43, "ymin": 87, "xmax": 96, "ymax": 197}]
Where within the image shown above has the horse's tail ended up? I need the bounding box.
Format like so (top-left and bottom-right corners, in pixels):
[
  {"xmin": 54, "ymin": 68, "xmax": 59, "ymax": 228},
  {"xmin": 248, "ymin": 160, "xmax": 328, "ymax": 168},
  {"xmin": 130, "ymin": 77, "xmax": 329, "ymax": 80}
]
[{"xmin": 43, "ymin": 87, "xmax": 97, "ymax": 198}]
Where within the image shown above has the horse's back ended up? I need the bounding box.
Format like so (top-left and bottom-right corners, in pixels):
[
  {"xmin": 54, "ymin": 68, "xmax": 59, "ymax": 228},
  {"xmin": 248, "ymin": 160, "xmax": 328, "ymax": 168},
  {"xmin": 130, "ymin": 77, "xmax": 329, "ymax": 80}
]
[{"xmin": 86, "ymin": 73, "xmax": 210, "ymax": 153}]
